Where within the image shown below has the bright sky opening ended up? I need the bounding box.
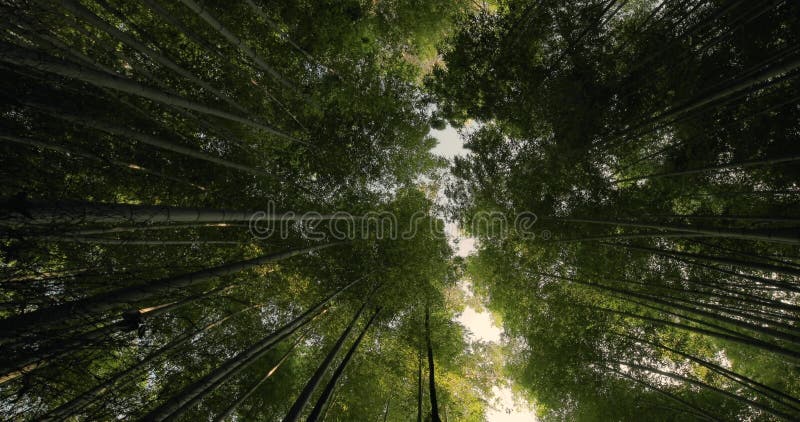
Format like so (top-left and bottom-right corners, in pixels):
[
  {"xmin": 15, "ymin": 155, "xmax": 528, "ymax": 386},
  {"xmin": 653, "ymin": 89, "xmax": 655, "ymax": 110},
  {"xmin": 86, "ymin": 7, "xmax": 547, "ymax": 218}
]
[{"xmin": 431, "ymin": 125, "xmax": 538, "ymax": 422}]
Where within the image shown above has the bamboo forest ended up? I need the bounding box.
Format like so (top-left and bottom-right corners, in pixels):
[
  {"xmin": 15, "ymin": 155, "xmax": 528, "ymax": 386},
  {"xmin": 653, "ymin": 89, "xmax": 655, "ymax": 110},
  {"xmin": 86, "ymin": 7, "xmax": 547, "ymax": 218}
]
[{"xmin": 1, "ymin": 0, "xmax": 799, "ymax": 420}]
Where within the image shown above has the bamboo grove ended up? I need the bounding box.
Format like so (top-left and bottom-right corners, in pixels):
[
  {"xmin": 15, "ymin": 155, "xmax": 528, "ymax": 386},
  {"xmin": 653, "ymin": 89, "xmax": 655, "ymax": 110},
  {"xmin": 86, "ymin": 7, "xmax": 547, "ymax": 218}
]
[
  {"xmin": 432, "ymin": 0, "xmax": 800, "ymax": 420},
  {"xmin": 1, "ymin": 0, "xmax": 799, "ymax": 421},
  {"xmin": 0, "ymin": 0, "xmax": 487, "ymax": 420}
]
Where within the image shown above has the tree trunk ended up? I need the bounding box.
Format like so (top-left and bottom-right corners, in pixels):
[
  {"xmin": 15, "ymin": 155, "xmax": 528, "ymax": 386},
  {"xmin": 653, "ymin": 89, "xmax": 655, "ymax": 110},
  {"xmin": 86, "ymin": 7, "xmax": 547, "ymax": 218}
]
[
  {"xmin": 0, "ymin": 319, "xmax": 126, "ymax": 385},
  {"xmin": 672, "ymin": 258, "xmax": 800, "ymax": 294},
  {"xmin": 615, "ymin": 295, "xmax": 758, "ymax": 340},
  {"xmin": 598, "ymin": 0, "xmax": 628, "ymax": 30},
  {"xmin": 128, "ymin": 285, "xmax": 230, "ymax": 323},
  {"xmin": 547, "ymin": 216, "xmax": 800, "ymax": 245},
  {"xmin": 176, "ymin": 0, "xmax": 297, "ymax": 93},
  {"xmin": 43, "ymin": 304, "xmax": 260, "ymax": 420},
  {"xmin": 691, "ymin": 0, "xmax": 783, "ymax": 59},
  {"xmin": 39, "ymin": 107, "xmax": 272, "ymax": 177},
  {"xmin": 62, "ymin": 223, "xmax": 248, "ymax": 236},
  {"xmin": 614, "ymin": 154, "xmax": 800, "ymax": 183},
  {"xmin": 606, "ymin": 367, "xmax": 720, "ymax": 422},
  {"xmin": 243, "ymin": 0, "xmax": 318, "ymax": 65},
  {"xmin": 636, "ymin": 55, "xmax": 800, "ymax": 142},
  {"xmin": 570, "ymin": 0, "xmax": 616, "ymax": 49},
  {"xmin": 612, "ymin": 360, "xmax": 796, "ymax": 421},
  {"xmin": 612, "ymin": 0, "xmax": 789, "ymax": 136},
  {"xmin": 618, "ymin": 333, "xmax": 800, "ymax": 412},
  {"xmin": 382, "ymin": 396, "xmax": 391, "ymax": 422},
  {"xmin": 42, "ymin": 18, "xmax": 251, "ymax": 152},
  {"xmin": 690, "ymin": 239, "xmax": 800, "ymax": 269},
  {"xmin": 0, "ymin": 43, "xmax": 299, "ymax": 142},
  {"xmin": 674, "ymin": 276, "xmax": 800, "ymax": 314},
  {"xmin": 600, "ymin": 307, "xmax": 800, "ymax": 360},
  {"xmin": 592, "ymin": 271, "xmax": 800, "ymax": 323},
  {"xmin": 283, "ymin": 302, "xmax": 368, "ymax": 422},
  {"xmin": 144, "ymin": 277, "xmax": 362, "ymax": 421},
  {"xmin": 0, "ymin": 199, "xmax": 353, "ymax": 227},
  {"xmin": 139, "ymin": 0, "xmax": 226, "ymax": 60},
  {"xmin": 543, "ymin": 270, "xmax": 800, "ymax": 346},
  {"xmin": 30, "ymin": 236, "xmax": 239, "ymax": 246},
  {"xmin": 417, "ymin": 349, "xmax": 423, "ymax": 422},
  {"xmin": 426, "ymin": 305, "xmax": 442, "ymax": 422},
  {"xmin": 0, "ymin": 243, "xmax": 340, "ymax": 337},
  {"xmin": 552, "ymin": 232, "xmax": 709, "ymax": 242},
  {"xmin": 612, "ymin": 243, "xmax": 800, "ymax": 280},
  {"xmin": 614, "ymin": 88, "xmax": 800, "ymax": 175},
  {"xmin": 52, "ymin": 0, "xmax": 250, "ymax": 115},
  {"xmin": 212, "ymin": 329, "xmax": 308, "ymax": 422},
  {"xmin": 32, "ymin": 20, "xmax": 243, "ymax": 153},
  {"xmin": 1, "ymin": 286, "xmax": 227, "ymax": 382},
  {"xmin": 612, "ymin": 1, "xmax": 668, "ymax": 55},
  {"xmin": 93, "ymin": 0, "xmax": 311, "ymax": 139},
  {"xmin": 0, "ymin": 134, "xmax": 207, "ymax": 190},
  {"xmin": 307, "ymin": 308, "xmax": 381, "ymax": 421},
  {"xmin": 589, "ymin": 276, "xmax": 800, "ymax": 344},
  {"xmin": 613, "ymin": 271, "xmax": 798, "ymax": 313}
]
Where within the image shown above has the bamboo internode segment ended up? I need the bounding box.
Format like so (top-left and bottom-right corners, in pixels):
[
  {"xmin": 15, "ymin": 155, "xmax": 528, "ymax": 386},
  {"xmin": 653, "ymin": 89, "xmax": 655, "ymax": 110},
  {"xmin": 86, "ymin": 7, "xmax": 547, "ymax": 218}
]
[{"xmin": 0, "ymin": 199, "xmax": 359, "ymax": 226}]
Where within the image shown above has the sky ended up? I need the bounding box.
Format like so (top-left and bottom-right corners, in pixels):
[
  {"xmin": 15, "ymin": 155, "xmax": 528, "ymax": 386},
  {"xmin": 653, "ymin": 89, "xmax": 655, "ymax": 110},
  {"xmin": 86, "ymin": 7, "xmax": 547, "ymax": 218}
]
[
  {"xmin": 430, "ymin": 126, "xmax": 539, "ymax": 422},
  {"xmin": 430, "ymin": 125, "xmax": 464, "ymax": 159}
]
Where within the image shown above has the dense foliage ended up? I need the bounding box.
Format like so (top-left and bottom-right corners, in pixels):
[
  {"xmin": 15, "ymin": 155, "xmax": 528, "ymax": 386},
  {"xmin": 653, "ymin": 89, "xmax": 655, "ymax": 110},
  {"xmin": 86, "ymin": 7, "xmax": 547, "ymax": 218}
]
[
  {"xmin": 0, "ymin": 0, "xmax": 487, "ymax": 420},
  {"xmin": 431, "ymin": 0, "xmax": 800, "ymax": 420},
  {"xmin": 1, "ymin": 0, "xmax": 799, "ymax": 421}
]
